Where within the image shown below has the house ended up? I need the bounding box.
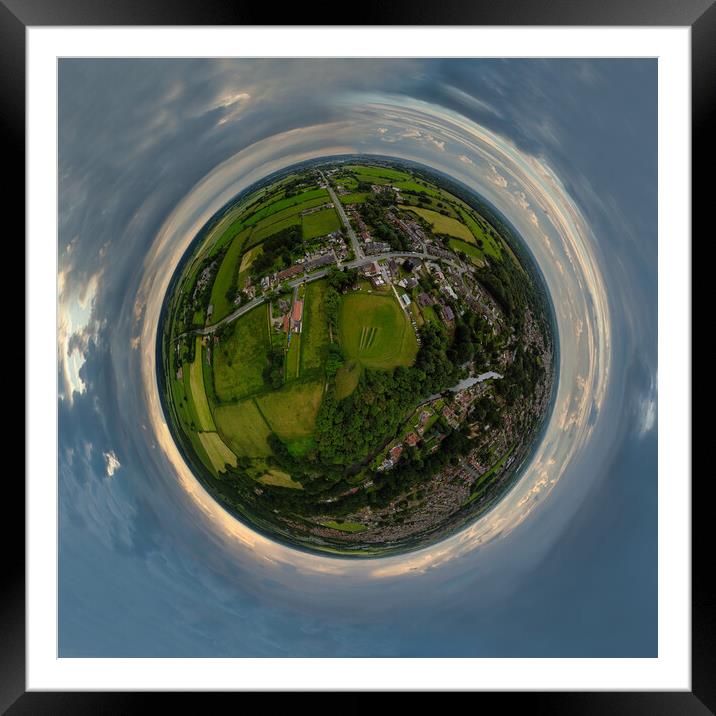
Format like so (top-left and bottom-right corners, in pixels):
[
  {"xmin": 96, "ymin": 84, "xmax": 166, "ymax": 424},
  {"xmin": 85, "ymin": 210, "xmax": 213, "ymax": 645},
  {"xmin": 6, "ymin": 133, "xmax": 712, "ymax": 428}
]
[
  {"xmin": 276, "ymin": 264, "xmax": 303, "ymax": 282},
  {"xmin": 441, "ymin": 305, "xmax": 455, "ymax": 323},
  {"xmin": 389, "ymin": 445, "xmax": 403, "ymax": 462},
  {"xmin": 292, "ymin": 299, "xmax": 304, "ymax": 323},
  {"xmin": 388, "ymin": 258, "xmax": 398, "ymax": 277},
  {"xmin": 418, "ymin": 292, "xmax": 433, "ymax": 307},
  {"xmin": 405, "ymin": 432, "xmax": 419, "ymax": 447}
]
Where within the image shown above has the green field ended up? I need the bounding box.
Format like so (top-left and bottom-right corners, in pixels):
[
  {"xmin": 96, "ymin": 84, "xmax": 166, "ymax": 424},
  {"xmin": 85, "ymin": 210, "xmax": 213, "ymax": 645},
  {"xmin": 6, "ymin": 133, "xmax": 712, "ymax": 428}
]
[
  {"xmin": 302, "ymin": 207, "xmax": 341, "ymax": 239},
  {"xmin": 209, "ymin": 227, "xmax": 252, "ymax": 322},
  {"xmin": 321, "ymin": 520, "xmax": 368, "ymax": 533},
  {"xmin": 255, "ymin": 379, "xmax": 325, "ymax": 441},
  {"xmin": 248, "ymin": 196, "xmax": 328, "ymax": 234},
  {"xmin": 213, "ymin": 399, "xmax": 273, "ymax": 457},
  {"xmin": 339, "ymin": 192, "xmax": 371, "ymax": 205},
  {"xmin": 237, "ymin": 245, "xmax": 262, "ymax": 288},
  {"xmin": 212, "ymin": 305, "xmax": 270, "ymax": 402},
  {"xmin": 243, "ymin": 188, "xmax": 328, "ymax": 227},
  {"xmin": 249, "ymin": 214, "xmax": 301, "ymax": 245},
  {"xmin": 334, "ymin": 360, "xmax": 361, "ymax": 400},
  {"xmin": 402, "ymin": 206, "xmax": 474, "ymax": 243},
  {"xmin": 189, "ymin": 338, "xmax": 215, "ymax": 431},
  {"xmin": 197, "ymin": 431, "xmax": 237, "ymax": 474},
  {"xmin": 300, "ymin": 279, "xmax": 330, "ymax": 373},
  {"xmin": 286, "ymin": 332, "xmax": 301, "ymax": 380},
  {"xmin": 344, "ymin": 165, "xmax": 411, "ymax": 182},
  {"xmin": 258, "ymin": 470, "xmax": 303, "ymax": 489},
  {"xmin": 448, "ymin": 238, "xmax": 486, "ymax": 266},
  {"xmin": 338, "ymin": 292, "xmax": 418, "ymax": 370}
]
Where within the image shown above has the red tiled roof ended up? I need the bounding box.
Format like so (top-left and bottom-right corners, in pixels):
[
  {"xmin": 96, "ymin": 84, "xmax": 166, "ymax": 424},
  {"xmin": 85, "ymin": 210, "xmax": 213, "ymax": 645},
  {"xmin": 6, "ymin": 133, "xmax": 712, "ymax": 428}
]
[{"xmin": 292, "ymin": 299, "xmax": 304, "ymax": 322}]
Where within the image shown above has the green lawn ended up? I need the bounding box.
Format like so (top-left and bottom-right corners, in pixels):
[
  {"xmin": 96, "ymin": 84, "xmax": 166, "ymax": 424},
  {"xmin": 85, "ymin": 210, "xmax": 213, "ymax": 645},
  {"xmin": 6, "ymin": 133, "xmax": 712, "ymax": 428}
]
[
  {"xmin": 338, "ymin": 292, "xmax": 418, "ymax": 370},
  {"xmin": 209, "ymin": 227, "xmax": 252, "ymax": 322},
  {"xmin": 255, "ymin": 379, "xmax": 325, "ymax": 441},
  {"xmin": 302, "ymin": 207, "xmax": 342, "ymax": 239},
  {"xmin": 197, "ymin": 431, "xmax": 238, "ymax": 475},
  {"xmin": 189, "ymin": 338, "xmax": 215, "ymax": 431},
  {"xmin": 213, "ymin": 398, "xmax": 273, "ymax": 457},
  {"xmin": 401, "ymin": 206, "xmax": 474, "ymax": 243},
  {"xmin": 300, "ymin": 279, "xmax": 330, "ymax": 373},
  {"xmin": 212, "ymin": 305, "xmax": 270, "ymax": 402}
]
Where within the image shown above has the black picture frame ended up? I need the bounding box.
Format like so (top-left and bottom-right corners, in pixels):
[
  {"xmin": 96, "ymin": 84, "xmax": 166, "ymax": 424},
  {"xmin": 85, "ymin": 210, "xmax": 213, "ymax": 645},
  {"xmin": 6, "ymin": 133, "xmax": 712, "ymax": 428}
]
[{"xmin": 8, "ymin": 1, "xmax": 704, "ymax": 710}]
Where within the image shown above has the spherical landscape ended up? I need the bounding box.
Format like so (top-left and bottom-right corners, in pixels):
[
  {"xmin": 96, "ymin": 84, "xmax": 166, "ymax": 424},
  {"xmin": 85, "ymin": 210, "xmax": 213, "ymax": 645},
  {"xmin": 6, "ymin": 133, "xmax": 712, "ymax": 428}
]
[{"xmin": 160, "ymin": 158, "xmax": 555, "ymax": 556}]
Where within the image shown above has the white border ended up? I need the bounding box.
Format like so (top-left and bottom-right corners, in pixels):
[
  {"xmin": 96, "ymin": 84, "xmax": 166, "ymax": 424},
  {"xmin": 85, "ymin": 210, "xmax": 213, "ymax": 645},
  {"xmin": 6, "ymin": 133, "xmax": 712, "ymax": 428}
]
[{"xmin": 28, "ymin": 27, "xmax": 690, "ymax": 690}]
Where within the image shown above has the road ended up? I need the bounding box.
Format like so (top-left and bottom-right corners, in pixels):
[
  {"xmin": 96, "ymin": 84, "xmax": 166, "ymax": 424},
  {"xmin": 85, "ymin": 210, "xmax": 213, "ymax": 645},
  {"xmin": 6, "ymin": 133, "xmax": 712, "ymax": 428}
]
[{"xmin": 320, "ymin": 170, "xmax": 364, "ymax": 260}]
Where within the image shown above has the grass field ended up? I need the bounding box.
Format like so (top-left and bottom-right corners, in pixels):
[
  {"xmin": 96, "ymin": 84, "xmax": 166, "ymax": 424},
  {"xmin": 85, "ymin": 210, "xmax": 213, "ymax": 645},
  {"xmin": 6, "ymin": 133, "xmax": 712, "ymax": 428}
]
[
  {"xmin": 237, "ymin": 245, "xmax": 262, "ymax": 288},
  {"xmin": 344, "ymin": 165, "xmax": 411, "ymax": 182},
  {"xmin": 285, "ymin": 436, "xmax": 316, "ymax": 458},
  {"xmin": 258, "ymin": 470, "xmax": 303, "ymax": 489},
  {"xmin": 338, "ymin": 292, "xmax": 418, "ymax": 370},
  {"xmin": 255, "ymin": 379, "xmax": 324, "ymax": 441},
  {"xmin": 249, "ymin": 214, "xmax": 301, "ymax": 245},
  {"xmin": 243, "ymin": 188, "xmax": 328, "ymax": 227},
  {"xmin": 212, "ymin": 305, "xmax": 269, "ymax": 402},
  {"xmin": 401, "ymin": 206, "xmax": 474, "ymax": 243},
  {"xmin": 285, "ymin": 332, "xmax": 301, "ymax": 380},
  {"xmin": 339, "ymin": 192, "xmax": 370, "ymax": 204},
  {"xmin": 334, "ymin": 360, "xmax": 361, "ymax": 400},
  {"xmin": 248, "ymin": 196, "xmax": 328, "ymax": 234},
  {"xmin": 189, "ymin": 338, "xmax": 215, "ymax": 431},
  {"xmin": 448, "ymin": 238, "xmax": 486, "ymax": 266},
  {"xmin": 209, "ymin": 227, "xmax": 252, "ymax": 322},
  {"xmin": 213, "ymin": 399, "xmax": 273, "ymax": 457},
  {"xmin": 321, "ymin": 520, "xmax": 368, "ymax": 533},
  {"xmin": 302, "ymin": 207, "xmax": 341, "ymax": 239},
  {"xmin": 197, "ymin": 431, "xmax": 237, "ymax": 474},
  {"xmin": 300, "ymin": 279, "xmax": 330, "ymax": 373}
]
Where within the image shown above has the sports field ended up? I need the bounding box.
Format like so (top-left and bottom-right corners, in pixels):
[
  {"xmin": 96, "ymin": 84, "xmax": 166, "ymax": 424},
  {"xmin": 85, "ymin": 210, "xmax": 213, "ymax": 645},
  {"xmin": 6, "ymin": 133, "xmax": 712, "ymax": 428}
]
[
  {"xmin": 255, "ymin": 379, "xmax": 324, "ymax": 441},
  {"xmin": 302, "ymin": 207, "xmax": 341, "ymax": 239},
  {"xmin": 212, "ymin": 304, "xmax": 270, "ymax": 402},
  {"xmin": 338, "ymin": 292, "xmax": 418, "ymax": 370},
  {"xmin": 213, "ymin": 399, "xmax": 273, "ymax": 457}
]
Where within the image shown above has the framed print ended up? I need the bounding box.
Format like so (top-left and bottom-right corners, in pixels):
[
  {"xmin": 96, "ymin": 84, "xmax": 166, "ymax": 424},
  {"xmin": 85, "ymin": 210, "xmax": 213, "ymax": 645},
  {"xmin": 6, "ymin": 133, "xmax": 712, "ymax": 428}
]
[{"xmin": 11, "ymin": 1, "xmax": 704, "ymax": 710}]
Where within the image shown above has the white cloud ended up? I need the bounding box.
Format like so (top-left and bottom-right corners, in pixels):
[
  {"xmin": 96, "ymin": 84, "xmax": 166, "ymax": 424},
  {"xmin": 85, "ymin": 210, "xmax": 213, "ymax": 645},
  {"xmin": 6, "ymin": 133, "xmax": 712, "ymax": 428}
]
[{"xmin": 104, "ymin": 450, "xmax": 121, "ymax": 477}]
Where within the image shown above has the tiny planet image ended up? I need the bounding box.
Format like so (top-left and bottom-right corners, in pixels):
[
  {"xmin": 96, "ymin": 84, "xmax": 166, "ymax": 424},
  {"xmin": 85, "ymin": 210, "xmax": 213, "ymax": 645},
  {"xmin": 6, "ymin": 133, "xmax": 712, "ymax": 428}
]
[{"xmin": 159, "ymin": 158, "xmax": 556, "ymax": 556}]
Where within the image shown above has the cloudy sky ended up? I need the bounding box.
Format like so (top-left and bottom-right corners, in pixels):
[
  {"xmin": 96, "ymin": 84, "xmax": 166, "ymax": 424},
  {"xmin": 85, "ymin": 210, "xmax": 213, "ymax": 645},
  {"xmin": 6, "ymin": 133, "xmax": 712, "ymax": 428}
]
[{"xmin": 58, "ymin": 58, "xmax": 656, "ymax": 657}]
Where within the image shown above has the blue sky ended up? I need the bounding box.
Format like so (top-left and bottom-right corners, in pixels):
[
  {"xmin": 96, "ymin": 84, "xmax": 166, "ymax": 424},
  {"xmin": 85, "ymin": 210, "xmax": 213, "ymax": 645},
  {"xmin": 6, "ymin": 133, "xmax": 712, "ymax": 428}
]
[{"xmin": 58, "ymin": 59, "xmax": 656, "ymax": 657}]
